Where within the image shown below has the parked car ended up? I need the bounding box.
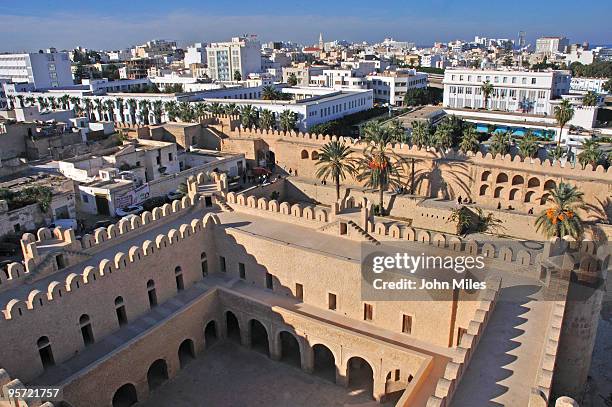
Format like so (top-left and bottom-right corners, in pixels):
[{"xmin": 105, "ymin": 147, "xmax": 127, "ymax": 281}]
[
  {"xmin": 166, "ymin": 190, "xmax": 184, "ymax": 201},
  {"xmin": 49, "ymin": 218, "xmax": 78, "ymax": 230},
  {"xmin": 142, "ymin": 196, "xmax": 166, "ymax": 212},
  {"xmin": 115, "ymin": 205, "xmax": 144, "ymax": 217},
  {"xmin": 93, "ymin": 220, "xmax": 114, "ymax": 229}
]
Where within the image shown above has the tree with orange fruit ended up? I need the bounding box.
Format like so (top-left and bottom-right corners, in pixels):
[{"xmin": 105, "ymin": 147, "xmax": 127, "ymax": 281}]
[{"xmin": 535, "ymin": 182, "xmax": 586, "ymax": 240}]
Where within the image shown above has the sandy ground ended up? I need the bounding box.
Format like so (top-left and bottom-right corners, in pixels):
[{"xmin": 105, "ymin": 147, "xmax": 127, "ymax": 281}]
[{"xmin": 139, "ymin": 341, "xmax": 394, "ymax": 407}]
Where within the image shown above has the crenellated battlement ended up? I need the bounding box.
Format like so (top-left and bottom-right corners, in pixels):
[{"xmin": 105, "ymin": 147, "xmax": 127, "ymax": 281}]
[
  {"xmin": 1, "ymin": 212, "xmax": 220, "ymax": 322},
  {"xmin": 225, "ymin": 191, "xmax": 331, "ymax": 224},
  {"xmin": 226, "ymin": 124, "xmax": 612, "ymax": 178}
]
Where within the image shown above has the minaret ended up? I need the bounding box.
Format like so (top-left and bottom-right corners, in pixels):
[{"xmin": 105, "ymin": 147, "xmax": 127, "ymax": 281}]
[{"xmin": 319, "ymin": 33, "xmax": 324, "ymax": 51}]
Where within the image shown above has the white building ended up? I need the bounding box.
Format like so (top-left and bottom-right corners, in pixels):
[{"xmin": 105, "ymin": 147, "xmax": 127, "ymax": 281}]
[
  {"xmin": 535, "ymin": 37, "xmax": 569, "ymax": 55},
  {"xmin": 442, "ymin": 68, "xmax": 571, "ymax": 115},
  {"xmin": 0, "ymin": 51, "xmax": 73, "ymax": 89},
  {"xmin": 420, "ymin": 54, "xmax": 442, "ymax": 68},
  {"xmin": 206, "ymin": 36, "xmax": 262, "ymax": 81},
  {"xmin": 570, "ymin": 77, "xmax": 609, "ymax": 94},
  {"xmin": 367, "ymin": 70, "xmax": 428, "ymax": 106},
  {"xmin": 184, "ymin": 43, "xmax": 207, "ymax": 68},
  {"xmin": 202, "ymin": 87, "xmax": 373, "ymax": 131}
]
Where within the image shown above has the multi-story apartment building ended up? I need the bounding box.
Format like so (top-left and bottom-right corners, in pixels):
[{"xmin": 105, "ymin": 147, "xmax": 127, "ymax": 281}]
[
  {"xmin": 184, "ymin": 43, "xmax": 207, "ymax": 68},
  {"xmin": 442, "ymin": 68, "xmax": 571, "ymax": 115},
  {"xmin": 206, "ymin": 36, "xmax": 262, "ymax": 81},
  {"xmin": 367, "ymin": 69, "xmax": 428, "ymax": 106},
  {"xmin": 282, "ymin": 64, "xmax": 326, "ymax": 86},
  {"xmin": 119, "ymin": 58, "xmax": 157, "ymax": 80},
  {"xmin": 0, "ymin": 50, "xmax": 73, "ymax": 89},
  {"xmin": 535, "ymin": 36, "xmax": 569, "ymax": 55},
  {"xmin": 133, "ymin": 39, "xmax": 178, "ymax": 59}
]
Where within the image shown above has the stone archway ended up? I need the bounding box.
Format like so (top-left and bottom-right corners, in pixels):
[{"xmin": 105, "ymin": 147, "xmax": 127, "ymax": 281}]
[
  {"xmin": 147, "ymin": 359, "xmax": 168, "ymax": 390},
  {"xmin": 112, "ymin": 383, "xmax": 138, "ymax": 407},
  {"xmin": 279, "ymin": 331, "xmax": 301, "ymax": 367},
  {"xmin": 204, "ymin": 320, "xmax": 218, "ymax": 348},
  {"xmin": 347, "ymin": 356, "xmax": 374, "ymax": 399},
  {"xmin": 178, "ymin": 339, "xmax": 195, "ymax": 368},
  {"xmin": 250, "ymin": 319, "xmax": 269, "ymax": 355},
  {"xmin": 313, "ymin": 344, "xmax": 336, "ymax": 382}
]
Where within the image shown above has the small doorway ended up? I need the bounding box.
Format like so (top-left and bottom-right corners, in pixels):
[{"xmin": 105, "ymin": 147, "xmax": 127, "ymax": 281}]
[{"xmin": 95, "ymin": 194, "xmax": 110, "ymax": 216}]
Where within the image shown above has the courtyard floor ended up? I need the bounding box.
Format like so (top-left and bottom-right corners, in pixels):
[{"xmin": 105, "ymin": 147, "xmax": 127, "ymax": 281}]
[{"xmin": 139, "ymin": 341, "xmax": 394, "ymax": 407}]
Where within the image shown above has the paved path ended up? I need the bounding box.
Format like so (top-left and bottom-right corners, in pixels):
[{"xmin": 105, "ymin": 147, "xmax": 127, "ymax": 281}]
[{"xmin": 451, "ymin": 280, "xmax": 552, "ymax": 407}]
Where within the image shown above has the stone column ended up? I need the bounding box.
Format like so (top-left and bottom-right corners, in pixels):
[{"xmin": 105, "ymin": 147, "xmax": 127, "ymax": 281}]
[
  {"xmin": 301, "ymin": 345, "xmax": 314, "ymax": 374},
  {"xmin": 240, "ymin": 325, "xmax": 251, "ymax": 348},
  {"xmin": 373, "ymin": 375, "xmax": 386, "ymax": 403},
  {"xmin": 270, "ymin": 334, "xmax": 282, "ymax": 361}
]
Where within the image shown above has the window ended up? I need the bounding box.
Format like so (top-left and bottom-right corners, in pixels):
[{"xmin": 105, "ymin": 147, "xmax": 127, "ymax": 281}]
[
  {"xmin": 147, "ymin": 280, "xmax": 157, "ymax": 307},
  {"xmin": 175, "ymin": 267, "xmax": 184, "ymax": 291},
  {"xmin": 531, "ymin": 78, "xmax": 537, "ymax": 85},
  {"xmin": 402, "ymin": 314, "xmax": 412, "ymax": 334},
  {"xmin": 37, "ymin": 336, "xmax": 55, "ymax": 369},
  {"xmin": 265, "ymin": 273, "xmax": 273, "ymax": 290},
  {"xmin": 201, "ymin": 252, "xmax": 208, "ymax": 277},
  {"xmin": 156, "ymin": 156, "xmax": 161, "ymax": 165},
  {"xmin": 239, "ymin": 262, "xmax": 246, "ymax": 279},
  {"xmin": 328, "ymin": 293, "xmax": 337, "ymax": 310},
  {"xmin": 219, "ymin": 256, "xmax": 226, "ymax": 272},
  {"xmin": 79, "ymin": 314, "xmax": 94, "ymax": 346},
  {"xmin": 82, "ymin": 194, "xmax": 89, "ymax": 203},
  {"xmin": 115, "ymin": 296, "xmax": 127, "ymax": 326},
  {"xmin": 168, "ymin": 153, "xmax": 173, "ymax": 161},
  {"xmin": 295, "ymin": 283, "xmax": 303, "ymax": 300},
  {"xmin": 363, "ymin": 303, "xmax": 373, "ymax": 321}
]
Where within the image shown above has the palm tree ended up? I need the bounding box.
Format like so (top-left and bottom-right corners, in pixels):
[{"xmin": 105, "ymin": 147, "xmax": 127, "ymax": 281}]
[
  {"xmin": 224, "ymin": 103, "xmax": 239, "ymax": 116},
  {"xmin": 259, "ymin": 109, "xmax": 275, "ymax": 130},
  {"xmin": 447, "ymin": 207, "xmax": 472, "ymax": 235},
  {"xmin": 177, "ymin": 101, "xmax": 194, "ymax": 122},
  {"xmin": 115, "ymin": 98, "xmax": 125, "ymax": 123},
  {"xmin": 582, "ymin": 91, "xmax": 598, "ymax": 107},
  {"xmin": 357, "ymin": 123, "xmax": 404, "ymax": 214},
  {"xmin": 36, "ymin": 96, "xmax": 47, "ymax": 110},
  {"xmin": 58, "ymin": 94, "xmax": 70, "ymax": 110},
  {"xmin": 261, "ymin": 85, "xmax": 280, "ymax": 100},
  {"xmin": 315, "ymin": 141, "xmax": 358, "ymax": 200},
  {"xmin": 287, "ymin": 73, "xmax": 298, "ymax": 86},
  {"xmin": 549, "ymin": 146, "xmax": 566, "ymax": 163},
  {"xmin": 139, "ymin": 100, "xmax": 151, "ymax": 125},
  {"xmin": 83, "ymin": 98, "xmax": 93, "ymax": 120},
  {"xmin": 459, "ymin": 125, "xmax": 481, "ymax": 153},
  {"xmin": 233, "ymin": 70, "xmax": 242, "ymax": 81},
  {"xmin": 517, "ymin": 131, "xmax": 540, "ymax": 158},
  {"xmin": 163, "ymin": 101, "xmax": 178, "ymax": 121},
  {"xmin": 104, "ymin": 99, "xmax": 115, "ymax": 121},
  {"xmin": 193, "ymin": 102, "xmax": 207, "ymax": 123},
  {"xmin": 411, "ymin": 121, "xmax": 431, "ymax": 148},
  {"xmin": 93, "ymin": 99, "xmax": 104, "ymax": 121},
  {"xmin": 25, "ymin": 96, "xmax": 36, "ymax": 107},
  {"xmin": 207, "ymin": 102, "xmax": 223, "ymax": 115},
  {"xmin": 386, "ymin": 119, "xmax": 407, "ymax": 143},
  {"xmin": 577, "ymin": 139, "xmax": 602, "ymax": 168},
  {"xmin": 488, "ymin": 131, "xmax": 512, "ymax": 157},
  {"xmin": 480, "ymin": 80, "xmax": 494, "ymax": 109},
  {"xmin": 47, "ymin": 96, "xmax": 57, "ymax": 109},
  {"xmin": 433, "ymin": 122, "xmax": 453, "ymax": 151},
  {"xmin": 152, "ymin": 100, "xmax": 163, "ymax": 124},
  {"xmin": 535, "ymin": 182, "xmax": 586, "ymax": 240},
  {"xmin": 126, "ymin": 98, "xmax": 138, "ymax": 124},
  {"xmin": 553, "ymin": 99, "xmax": 574, "ymax": 146},
  {"xmin": 279, "ymin": 110, "xmax": 297, "ymax": 133},
  {"xmin": 16, "ymin": 95, "xmax": 25, "ymax": 108},
  {"xmin": 239, "ymin": 105, "xmax": 258, "ymax": 128}
]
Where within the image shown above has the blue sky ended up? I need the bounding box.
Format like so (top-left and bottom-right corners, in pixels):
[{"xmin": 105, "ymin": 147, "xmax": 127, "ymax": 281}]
[{"xmin": 1, "ymin": 0, "xmax": 610, "ymax": 51}]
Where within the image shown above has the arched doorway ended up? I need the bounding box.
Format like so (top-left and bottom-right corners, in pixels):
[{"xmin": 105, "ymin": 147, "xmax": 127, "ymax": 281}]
[
  {"xmin": 226, "ymin": 311, "xmax": 240, "ymax": 342},
  {"xmin": 147, "ymin": 359, "xmax": 168, "ymax": 390},
  {"xmin": 279, "ymin": 331, "xmax": 301, "ymax": 367},
  {"xmin": 178, "ymin": 339, "xmax": 195, "ymax": 368},
  {"xmin": 204, "ymin": 320, "xmax": 217, "ymax": 348},
  {"xmin": 249, "ymin": 319, "xmax": 269, "ymax": 356},
  {"xmin": 347, "ymin": 356, "xmax": 374, "ymax": 399},
  {"xmin": 313, "ymin": 344, "xmax": 336, "ymax": 382},
  {"xmin": 112, "ymin": 383, "xmax": 138, "ymax": 407}
]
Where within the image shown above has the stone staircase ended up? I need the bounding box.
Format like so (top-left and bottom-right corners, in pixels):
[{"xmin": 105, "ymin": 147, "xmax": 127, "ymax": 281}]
[
  {"xmin": 347, "ymin": 220, "xmax": 379, "ymax": 245},
  {"xmin": 25, "ymin": 248, "xmax": 92, "ymax": 283},
  {"xmin": 215, "ymin": 198, "xmax": 234, "ymax": 213}
]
